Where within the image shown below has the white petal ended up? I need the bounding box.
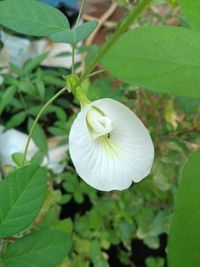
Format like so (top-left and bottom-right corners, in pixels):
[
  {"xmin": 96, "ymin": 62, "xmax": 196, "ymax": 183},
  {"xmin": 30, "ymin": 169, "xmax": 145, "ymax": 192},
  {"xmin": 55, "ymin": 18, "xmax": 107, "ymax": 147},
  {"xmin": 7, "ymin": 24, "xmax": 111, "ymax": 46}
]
[
  {"xmin": 86, "ymin": 108, "xmax": 113, "ymax": 139},
  {"xmin": 69, "ymin": 98, "xmax": 154, "ymax": 191}
]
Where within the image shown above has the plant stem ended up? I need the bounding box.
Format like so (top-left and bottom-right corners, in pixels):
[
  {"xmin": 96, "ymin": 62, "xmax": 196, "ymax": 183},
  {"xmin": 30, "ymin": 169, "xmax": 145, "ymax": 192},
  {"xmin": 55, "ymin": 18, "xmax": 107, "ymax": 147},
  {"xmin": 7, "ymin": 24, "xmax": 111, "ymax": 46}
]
[
  {"xmin": 0, "ymin": 239, "xmax": 8, "ymax": 258},
  {"xmin": 2, "ymin": 240, "xmax": 8, "ymax": 255},
  {"xmin": 71, "ymin": 45, "xmax": 75, "ymax": 74},
  {"xmin": 75, "ymin": 0, "xmax": 85, "ymax": 27},
  {"xmin": 76, "ymin": 0, "xmax": 151, "ymax": 87},
  {"xmin": 87, "ymin": 69, "xmax": 106, "ymax": 78},
  {"xmin": 72, "ymin": 0, "xmax": 85, "ymax": 74},
  {"xmin": 22, "ymin": 86, "xmax": 68, "ymax": 166}
]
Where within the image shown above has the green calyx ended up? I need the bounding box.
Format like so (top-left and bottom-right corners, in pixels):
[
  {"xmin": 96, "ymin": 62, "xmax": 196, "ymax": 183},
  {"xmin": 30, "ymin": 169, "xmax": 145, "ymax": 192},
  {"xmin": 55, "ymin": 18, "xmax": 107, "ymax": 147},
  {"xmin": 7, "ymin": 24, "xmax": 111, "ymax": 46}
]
[{"xmin": 64, "ymin": 74, "xmax": 90, "ymax": 109}]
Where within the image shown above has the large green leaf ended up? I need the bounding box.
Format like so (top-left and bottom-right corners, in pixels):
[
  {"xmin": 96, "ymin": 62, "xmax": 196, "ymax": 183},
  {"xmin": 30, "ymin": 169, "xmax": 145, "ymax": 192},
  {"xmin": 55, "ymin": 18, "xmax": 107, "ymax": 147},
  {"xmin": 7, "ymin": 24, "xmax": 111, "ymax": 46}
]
[
  {"xmin": 0, "ymin": 0, "xmax": 69, "ymax": 36},
  {"xmin": 179, "ymin": 0, "xmax": 200, "ymax": 31},
  {"xmin": 0, "ymin": 164, "xmax": 47, "ymax": 238},
  {"xmin": 2, "ymin": 229, "xmax": 72, "ymax": 267},
  {"xmin": 49, "ymin": 21, "xmax": 98, "ymax": 45},
  {"xmin": 102, "ymin": 26, "xmax": 200, "ymax": 99},
  {"xmin": 168, "ymin": 149, "xmax": 200, "ymax": 267}
]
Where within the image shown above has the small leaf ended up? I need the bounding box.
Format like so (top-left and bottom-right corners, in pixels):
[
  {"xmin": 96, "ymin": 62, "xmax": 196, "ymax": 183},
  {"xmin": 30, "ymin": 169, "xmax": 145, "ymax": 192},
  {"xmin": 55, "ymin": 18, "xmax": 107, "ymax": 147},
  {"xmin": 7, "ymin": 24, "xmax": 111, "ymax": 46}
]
[
  {"xmin": 145, "ymin": 257, "xmax": 165, "ymax": 267},
  {"xmin": 49, "ymin": 30, "xmax": 75, "ymax": 45},
  {"xmin": 43, "ymin": 75, "xmax": 65, "ymax": 87},
  {"xmin": 102, "ymin": 26, "xmax": 200, "ymax": 99},
  {"xmin": 35, "ymin": 80, "xmax": 45, "ymax": 100},
  {"xmin": 0, "ymin": 164, "xmax": 47, "ymax": 238},
  {"xmin": 74, "ymin": 21, "xmax": 98, "ymax": 43},
  {"xmin": 53, "ymin": 218, "xmax": 73, "ymax": 234},
  {"xmin": 12, "ymin": 152, "xmax": 29, "ymax": 167},
  {"xmin": 6, "ymin": 111, "xmax": 27, "ymax": 129},
  {"xmin": 63, "ymin": 174, "xmax": 78, "ymax": 193},
  {"xmin": 10, "ymin": 64, "xmax": 24, "ymax": 77},
  {"xmin": 48, "ymin": 126, "xmax": 66, "ymax": 136},
  {"xmin": 28, "ymin": 118, "xmax": 48, "ymax": 154},
  {"xmin": 23, "ymin": 53, "xmax": 48, "ymax": 75},
  {"xmin": 0, "ymin": 0, "xmax": 69, "ymax": 36},
  {"xmin": 2, "ymin": 229, "xmax": 72, "ymax": 267},
  {"xmin": 59, "ymin": 194, "xmax": 72, "ymax": 204},
  {"xmin": 31, "ymin": 151, "xmax": 45, "ymax": 165},
  {"xmin": 49, "ymin": 21, "xmax": 98, "ymax": 45},
  {"xmin": 168, "ymin": 149, "xmax": 200, "ymax": 267},
  {"xmin": 0, "ymin": 86, "xmax": 16, "ymax": 115}
]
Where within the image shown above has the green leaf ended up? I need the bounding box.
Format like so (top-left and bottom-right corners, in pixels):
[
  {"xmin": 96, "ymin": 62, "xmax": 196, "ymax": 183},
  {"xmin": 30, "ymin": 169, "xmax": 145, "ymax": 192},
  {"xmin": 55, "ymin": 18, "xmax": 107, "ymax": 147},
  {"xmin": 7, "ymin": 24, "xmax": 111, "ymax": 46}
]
[
  {"xmin": 6, "ymin": 111, "xmax": 27, "ymax": 129},
  {"xmin": 75, "ymin": 21, "xmax": 98, "ymax": 42},
  {"xmin": 23, "ymin": 53, "xmax": 48, "ymax": 75},
  {"xmin": 144, "ymin": 236, "xmax": 159, "ymax": 249},
  {"xmin": 10, "ymin": 64, "xmax": 24, "ymax": 77},
  {"xmin": 35, "ymin": 80, "xmax": 45, "ymax": 100},
  {"xmin": 145, "ymin": 257, "xmax": 165, "ymax": 267},
  {"xmin": 102, "ymin": 26, "xmax": 200, "ymax": 99},
  {"xmin": 0, "ymin": 0, "xmax": 69, "ymax": 36},
  {"xmin": 49, "ymin": 21, "xmax": 98, "ymax": 45},
  {"xmin": 43, "ymin": 75, "xmax": 65, "ymax": 87},
  {"xmin": 63, "ymin": 174, "xmax": 78, "ymax": 193},
  {"xmin": 28, "ymin": 118, "xmax": 48, "ymax": 154},
  {"xmin": 31, "ymin": 151, "xmax": 45, "ymax": 165},
  {"xmin": 0, "ymin": 86, "xmax": 16, "ymax": 115},
  {"xmin": 59, "ymin": 194, "xmax": 72, "ymax": 204},
  {"xmin": 179, "ymin": 0, "xmax": 200, "ymax": 31},
  {"xmin": 0, "ymin": 164, "xmax": 47, "ymax": 238},
  {"xmin": 12, "ymin": 152, "xmax": 29, "ymax": 167},
  {"xmin": 93, "ymin": 258, "xmax": 110, "ymax": 267},
  {"xmin": 168, "ymin": 149, "xmax": 200, "ymax": 267},
  {"xmin": 119, "ymin": 221, "xmax": 136, "ymax": 246},
  {"xmin": 48, "ymin": 126, "xmax": 66, "ymax": 136},
  {"xmin": 53, "ymin": 218, "xmax": 73, "ymax": 234},
  {"xmin": 2, "ymin": 229, "xmax": 72, "ymax": 267}
]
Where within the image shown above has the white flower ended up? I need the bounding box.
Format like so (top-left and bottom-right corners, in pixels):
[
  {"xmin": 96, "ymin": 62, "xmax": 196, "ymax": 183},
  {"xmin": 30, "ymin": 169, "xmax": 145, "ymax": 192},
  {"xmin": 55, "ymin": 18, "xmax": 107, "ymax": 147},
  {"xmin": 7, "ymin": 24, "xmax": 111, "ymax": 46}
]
[{"xmin": 69, "ymin": 98, "xmax": 154, "ymax": 191}]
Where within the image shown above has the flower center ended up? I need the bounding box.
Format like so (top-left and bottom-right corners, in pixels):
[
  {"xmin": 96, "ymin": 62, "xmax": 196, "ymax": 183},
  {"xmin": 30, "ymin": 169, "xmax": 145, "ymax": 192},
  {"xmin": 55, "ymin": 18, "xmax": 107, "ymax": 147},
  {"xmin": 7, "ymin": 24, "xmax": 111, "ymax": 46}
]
[{"xmin": 86, "ymin": 107, "xmax": 113, "ymax": 139}]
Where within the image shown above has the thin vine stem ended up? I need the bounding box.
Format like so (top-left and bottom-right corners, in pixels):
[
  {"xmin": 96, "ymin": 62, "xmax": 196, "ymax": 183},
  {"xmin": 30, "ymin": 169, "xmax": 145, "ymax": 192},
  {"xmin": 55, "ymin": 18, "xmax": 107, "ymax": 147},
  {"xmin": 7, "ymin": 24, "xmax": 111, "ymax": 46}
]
[
  {"xmin": 71, "ymin": 45, "xmax": 75, "ymax": 74},
  {"xmin": 71, "ymin": 0, "xmax": 85, "ymax": 74},
  {"xmin": 76, "ymin": 0, "xmax": 151, "ymax": 88},
  {"xmin": 1, "ymin": 239, "xmax": 8, "ymax": 256},
  {"xmin": 87, "ymin": 69, "xmax": 106, "ymax": 78},
  {"xmin": 22, "ymin": 86, "xmax": 68, "ymax": 166},
  {"xmin": 75, "ymin": 0, "xmax": 85, "ymax": 27}
]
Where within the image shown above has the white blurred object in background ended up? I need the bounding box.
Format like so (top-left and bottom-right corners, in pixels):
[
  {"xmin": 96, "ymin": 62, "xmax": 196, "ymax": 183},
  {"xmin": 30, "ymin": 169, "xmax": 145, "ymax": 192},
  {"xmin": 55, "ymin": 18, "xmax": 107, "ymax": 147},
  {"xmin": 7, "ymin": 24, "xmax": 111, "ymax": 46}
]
[
  {"xmin": 0, "ymin": 126, "xmax": 68, "ymax": 175},
  {"xmin": 0, "ymin": 31, "xmax": 80, "ymax": 69}
]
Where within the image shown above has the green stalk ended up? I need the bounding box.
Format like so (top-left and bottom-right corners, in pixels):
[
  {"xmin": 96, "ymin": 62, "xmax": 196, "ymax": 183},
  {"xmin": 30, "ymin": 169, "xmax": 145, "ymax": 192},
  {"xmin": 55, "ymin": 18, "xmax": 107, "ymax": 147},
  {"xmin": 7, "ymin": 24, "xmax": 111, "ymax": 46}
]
[
  {"xmin": 72, "ymin": 0, "xmax": 85, "ymax": 74},
  {"xmin": 76, "ymin": 0, "xmax": 151, "ymax": 87},
  {"xmin": 87, "ymin": 69, "xmax": 106, "ymax": 78},
  {"xmin": 75, "ymin": 0, "xmax": 85, "ymax": 27},
  {"xmin": 71, "ymin": 45, "xmax": 75, "ymax": 74},
  {"xmin": 22, "ymin": 86, "xmax": 68, "ymax": 166}
]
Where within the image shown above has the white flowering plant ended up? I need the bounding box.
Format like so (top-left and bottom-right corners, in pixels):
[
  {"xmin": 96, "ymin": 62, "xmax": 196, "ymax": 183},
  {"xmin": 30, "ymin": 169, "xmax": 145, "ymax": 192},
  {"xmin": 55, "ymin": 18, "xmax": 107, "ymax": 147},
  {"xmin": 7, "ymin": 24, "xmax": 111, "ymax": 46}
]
[{"xmin": 0, "ymin": 0, "xmax": 200, "ymax": 267}]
